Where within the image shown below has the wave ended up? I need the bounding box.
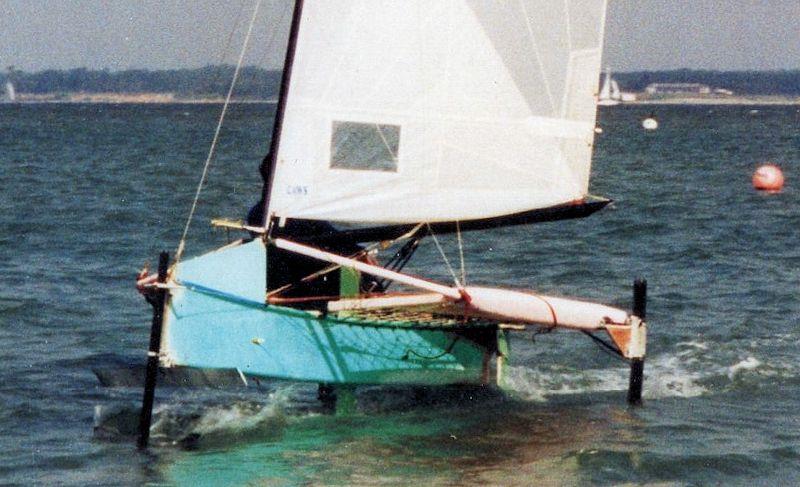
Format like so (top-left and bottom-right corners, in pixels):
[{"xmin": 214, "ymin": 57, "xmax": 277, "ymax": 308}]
[
  {"xmin": 94, "ymin": 388, "xmax": 297, "ymax": 449},
  {"xmin": 151, "ymin": 397, "xmax": 289, "ymax": 449},
  {"xmin": 502, "ymin": 354, "xmax": 707, "ymax": 401},
  {"xmin": 503, "ymin": 338, "xmax": 799, "ymax": 401}
]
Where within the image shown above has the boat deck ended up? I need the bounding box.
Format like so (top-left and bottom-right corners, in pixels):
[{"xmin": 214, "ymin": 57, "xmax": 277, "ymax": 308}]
[{"xmin": 334, "ymin": 307, "xmax": 500, "ymax": 330}]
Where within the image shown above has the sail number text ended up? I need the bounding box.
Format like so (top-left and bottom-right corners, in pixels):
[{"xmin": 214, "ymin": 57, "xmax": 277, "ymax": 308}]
[{"xmin": 286, "ymin": 185, "xmax": 309, "ymax": 196}]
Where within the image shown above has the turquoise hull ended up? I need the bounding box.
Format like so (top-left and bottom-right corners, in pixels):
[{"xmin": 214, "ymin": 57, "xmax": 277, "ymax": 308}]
[{"xmin": 161, "ymin": 240, "xmax": 499, "ymax": 385}]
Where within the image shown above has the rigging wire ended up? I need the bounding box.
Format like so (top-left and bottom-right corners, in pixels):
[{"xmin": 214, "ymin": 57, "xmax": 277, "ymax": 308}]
[
  {"xmin": 218, "ymin": 0, "xmax": 248, "ymax": 67},
  {"xmin": 426, "ymin": 223, "xmax": 462, "ymax": 288},
  {"xmin": 456, "ymin": 220, "xmax": 466, "ymax": 286},
  {"xmin": 581, "ymin": 330, "xmax": 626, "ymax": 362},
  {"xmin": 200, "ymin": 0, "xmax": 247, "ymax": 134},
  {"xmin": 241, "ymin": 0, "xmax": 292, "ymax": 99},
  {"xmin": 376, "ymin": 236, "xmax": 423, "ymax": 291},
  {"xmin": 175, "ymin": 0, "xmax": 263, "ymax": 265},
  {"xmin": 266, "ymin": 223, "xmax": 425, "ymax": 298}
]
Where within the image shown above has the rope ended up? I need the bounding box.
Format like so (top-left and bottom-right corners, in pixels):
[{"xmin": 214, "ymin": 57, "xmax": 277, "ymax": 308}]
[
  {"xmin": 218, "ymin": 0, "xmax": 248, "ymax": 67},
  {"xmin": 242, "ymin": 0, "xmax": 292, "ymax": 98},
  {"xmin": 179, "ymin": 279, "xmax": 495, "ymax": 330},
  {"xmin": 456, "ymin": 220, "xmax": 466, "ymax": 286},
  {"xmin": 265, "ymin": 244, "xmax": 373, "ymax": 298},
  {"xmin": 581, "ymin": 330, "xmax": 626, "ymax": 361},
  {"xmin": 175, "ymin": 0, "xmax": 263, "ymax": 264},
  {"xmin": 532, "ymin": 294, "xmax": 559, "ymax": 327},
  {"xmin": 266, "ymin": 223, "xmax": 425, "ymax": 298},
  {"xmin": 401, "ymin": 336, "xmax": 460, "ymax": 361},
  {"xmin": 426, "ymin": 223, "xmax": 462, "ymax": 288},
  {"xmin": 378, "ymin": 237, "xmax": 421, "ymax": 290},
  {"xmin": 189, "ymin": 0, "xmax": 247, "ymax": 103}
]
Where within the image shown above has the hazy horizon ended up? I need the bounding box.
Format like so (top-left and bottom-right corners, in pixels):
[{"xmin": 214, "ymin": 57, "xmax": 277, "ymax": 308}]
[
  {"xmin": 1, "ymin": 0, "xmax": 799, "ymax": 73},
  {"xmin": 6, "ymin": 65, "xmax": 800, "ymax": 76}
]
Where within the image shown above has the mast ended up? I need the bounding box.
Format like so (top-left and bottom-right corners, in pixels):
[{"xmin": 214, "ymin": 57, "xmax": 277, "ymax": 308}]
[{"xmin": 261, "ymin": 0, "xmax": 305, "ymax": 228}]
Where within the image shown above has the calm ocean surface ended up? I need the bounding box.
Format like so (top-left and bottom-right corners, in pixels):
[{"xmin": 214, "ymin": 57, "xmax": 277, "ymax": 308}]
[{"xmin": 1, "ymin": 103, "xmax": 798, "ymax": 486}]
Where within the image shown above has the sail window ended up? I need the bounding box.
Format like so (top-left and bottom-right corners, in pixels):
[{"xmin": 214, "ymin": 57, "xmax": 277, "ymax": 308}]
[{"xmin": 331, "ymin": 121, "xmax": 400, "ymax": 172}]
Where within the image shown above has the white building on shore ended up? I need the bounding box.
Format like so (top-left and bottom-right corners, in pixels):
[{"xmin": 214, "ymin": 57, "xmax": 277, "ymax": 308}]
[{"xmin": 645, "ymin": 83, "xmax": 711, "ymax": 95}]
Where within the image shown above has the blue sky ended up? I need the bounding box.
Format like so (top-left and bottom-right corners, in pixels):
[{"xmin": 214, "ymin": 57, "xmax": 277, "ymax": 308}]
[{"xmin": 1, "ymin": 0, "xmax": 799, "ymax": 72}]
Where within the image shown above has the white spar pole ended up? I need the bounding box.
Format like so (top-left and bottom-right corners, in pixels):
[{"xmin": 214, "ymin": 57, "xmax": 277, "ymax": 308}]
[
  {"xmin": 272, "ymin": 238, "xmax": 630, "ymax": 331},
  {"xmin": 272, "ymin": 238, "xmax": 463, "ymax": 300}
]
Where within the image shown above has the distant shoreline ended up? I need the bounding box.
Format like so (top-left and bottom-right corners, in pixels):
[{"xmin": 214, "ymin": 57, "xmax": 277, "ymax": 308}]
[
  {"xmin": 626, "ymin": 96, "xmax": 800, "ymax": 106},
  {"xmin": 2, "ymin": 100, "xmax": 278, "ymax": 105},
  {"xmin": 3, "ymin": 95, "xmax": 800, "ymax": 106},
  {"xmin": 2, "ymin": 98, "xmax": 277, "ymax": 105},
  {"xmin": 1, "ymin": 92, "xmax": 278, "ymax": 104}
]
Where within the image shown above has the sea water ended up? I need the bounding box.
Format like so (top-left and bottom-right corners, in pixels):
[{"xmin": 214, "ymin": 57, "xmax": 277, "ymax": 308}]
[{"xmin": 1, "ymin": 103, "xmax": 799, "ymax": 485}]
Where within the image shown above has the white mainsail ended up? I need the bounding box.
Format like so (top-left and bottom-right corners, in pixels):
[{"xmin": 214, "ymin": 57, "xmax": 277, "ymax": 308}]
[{"xmin": 269, "ymin": 0, "xmax": 608, "ymax": 224}]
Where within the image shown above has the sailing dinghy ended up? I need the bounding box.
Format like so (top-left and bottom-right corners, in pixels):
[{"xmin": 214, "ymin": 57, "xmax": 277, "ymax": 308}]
[
  {"xmin": 135, "ymin": 0, "xmax": 647, "ymax": 447},
  {"xmin": 598, "ymin": 66, "xmax": 622, "ymax": 106}
]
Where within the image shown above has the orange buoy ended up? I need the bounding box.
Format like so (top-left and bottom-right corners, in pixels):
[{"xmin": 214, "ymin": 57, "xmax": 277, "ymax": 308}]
[{"xmin": 752, "ymin": 164, "xmax": 784, "ymax": 192}]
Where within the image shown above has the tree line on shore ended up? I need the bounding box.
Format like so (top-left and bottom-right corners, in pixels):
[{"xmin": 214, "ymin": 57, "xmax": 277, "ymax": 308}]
[
  {"xmin": 615, "ymin": 69, "xmax": 800, "ymax": 95},
  {"xmin": 3, "ymin": 65, "xmax": 800, "ymax": 97},
  {"xmin": 2, "ymin": 65, "xmax": 281, "ymax": 98}
]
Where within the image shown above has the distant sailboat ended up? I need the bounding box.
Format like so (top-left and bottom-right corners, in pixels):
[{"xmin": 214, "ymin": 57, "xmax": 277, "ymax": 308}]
[
  {"xmin": 598, "ymin": 67, "xmax": 621, "ymax": 106},
  {"xmin": 133, "ymin": 0, "xmax": 648, "ymax": 446},
  {"xmin": 3, "ymin": 81, "xmax": 15, "ymax": 102},
  {"xmin": 611, "ymin": 78, "xmax": 621, "ymax": 100}
]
